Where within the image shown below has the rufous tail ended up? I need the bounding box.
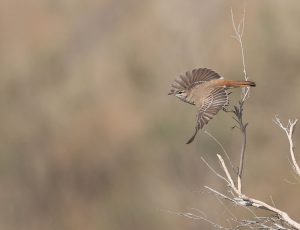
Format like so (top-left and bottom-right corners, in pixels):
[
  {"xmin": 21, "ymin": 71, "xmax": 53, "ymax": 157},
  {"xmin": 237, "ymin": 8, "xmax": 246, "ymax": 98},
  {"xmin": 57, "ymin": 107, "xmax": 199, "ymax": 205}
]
[{"xmin": 223, "ymin": 80, "xmax": 256, "ymax": 88}]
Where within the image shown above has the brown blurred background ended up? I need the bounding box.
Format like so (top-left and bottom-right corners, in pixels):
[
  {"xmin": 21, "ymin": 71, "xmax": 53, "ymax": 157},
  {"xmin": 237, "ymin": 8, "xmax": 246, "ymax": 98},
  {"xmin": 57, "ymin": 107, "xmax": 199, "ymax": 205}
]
[{"xmin": 0, "ymin": 0, "xmax": 300, "ymax": 229}]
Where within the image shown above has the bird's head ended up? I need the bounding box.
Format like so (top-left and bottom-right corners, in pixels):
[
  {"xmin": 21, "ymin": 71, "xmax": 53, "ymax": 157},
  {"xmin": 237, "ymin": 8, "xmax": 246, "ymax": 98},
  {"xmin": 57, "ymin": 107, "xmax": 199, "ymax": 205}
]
[{"xmin": 168, "ymin": 89, "xmax": 188, "ymax": 101}]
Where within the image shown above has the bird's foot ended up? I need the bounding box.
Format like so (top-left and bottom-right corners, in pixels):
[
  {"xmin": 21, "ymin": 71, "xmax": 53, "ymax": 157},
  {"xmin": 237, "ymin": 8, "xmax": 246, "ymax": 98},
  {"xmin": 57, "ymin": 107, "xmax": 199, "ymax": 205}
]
[{"xmin": 222, "ymin": 107, "xmax": 230, "ymax": 112}]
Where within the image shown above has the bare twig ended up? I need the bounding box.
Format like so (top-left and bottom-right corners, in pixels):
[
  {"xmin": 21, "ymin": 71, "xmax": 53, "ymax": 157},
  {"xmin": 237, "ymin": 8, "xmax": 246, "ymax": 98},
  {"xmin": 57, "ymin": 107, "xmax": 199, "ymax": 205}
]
[
  {"xmin": 201, "ymin": 157, "xmax": 231, "ymax": 185},
  {"xmin": 204, "ymin": 130, "xmax": 236, "ymax": 174},
  {"xmin": 217, "ymin": 154, "xmax": 240, "ymax": 196},
  {"xmin": 273, "ymin": 116, "xmax": 300, "ymax": 176},
  {"xmin": 231, "ymin": 6, "xmax": 247, "ymax": 80},
  {"xmin": 215, "ymin": 195, "xmax": 238, "ymax": 222},
  {"xmin": 235, "ymin": 216, "xmax": 289, "ymax": 230},
  {"xmin": 231, "ymin": 5, "xmax": 250, "ymax": 102},
  {"xmin": 204, "ymin": 186, "xmax": 235, "ymax": 203},
  {"xmin": 161, "ymin": 208, "xmax": 230, "ymax": 229}
]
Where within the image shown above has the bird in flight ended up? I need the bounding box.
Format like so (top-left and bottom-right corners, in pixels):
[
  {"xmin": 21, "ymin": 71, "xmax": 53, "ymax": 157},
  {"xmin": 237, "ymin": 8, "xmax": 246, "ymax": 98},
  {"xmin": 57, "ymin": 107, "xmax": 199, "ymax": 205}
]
[{"xmin": 168, "ymin": 68, "xmax": 256, "ymax": 144}]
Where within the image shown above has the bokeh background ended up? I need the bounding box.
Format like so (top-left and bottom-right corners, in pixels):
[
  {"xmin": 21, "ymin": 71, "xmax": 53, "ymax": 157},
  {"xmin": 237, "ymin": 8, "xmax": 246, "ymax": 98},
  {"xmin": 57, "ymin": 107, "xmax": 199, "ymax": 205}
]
[{"xmin": 1, "ymin": 0, "xmax": 300, "ymax": 229}]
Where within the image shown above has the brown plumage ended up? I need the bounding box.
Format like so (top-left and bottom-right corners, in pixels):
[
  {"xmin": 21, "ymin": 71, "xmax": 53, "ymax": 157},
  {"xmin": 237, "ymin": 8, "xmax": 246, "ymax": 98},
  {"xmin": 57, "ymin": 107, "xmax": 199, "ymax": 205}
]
[{"xmin": 168, "ymin": 68, "xmax": 256, "ymax": 144}]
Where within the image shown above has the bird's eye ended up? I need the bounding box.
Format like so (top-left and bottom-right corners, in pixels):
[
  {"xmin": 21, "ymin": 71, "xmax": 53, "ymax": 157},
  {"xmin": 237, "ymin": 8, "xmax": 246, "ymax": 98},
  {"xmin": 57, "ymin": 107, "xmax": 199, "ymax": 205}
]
[{"xmin": 178, "ymin": 91, "xmax": 184, "ymax": 94}]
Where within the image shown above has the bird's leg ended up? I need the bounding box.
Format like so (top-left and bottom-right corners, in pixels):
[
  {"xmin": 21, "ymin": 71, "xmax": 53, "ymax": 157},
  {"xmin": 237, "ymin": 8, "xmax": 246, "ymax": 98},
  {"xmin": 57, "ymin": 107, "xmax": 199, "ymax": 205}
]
[
  {"xmin": 222, "ymin": 106, "xmax": 230, "ymax": 112},
  {"xmin": 222, "ymin": 104, "xmax": 234, "ymax": 113}
]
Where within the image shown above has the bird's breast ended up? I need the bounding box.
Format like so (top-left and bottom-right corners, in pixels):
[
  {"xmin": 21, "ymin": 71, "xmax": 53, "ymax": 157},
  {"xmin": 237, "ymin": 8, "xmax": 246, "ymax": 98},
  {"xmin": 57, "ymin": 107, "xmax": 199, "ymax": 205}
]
[{"xmin": 190, "ymin": 85, "xmax": 209, "ymax": 99}]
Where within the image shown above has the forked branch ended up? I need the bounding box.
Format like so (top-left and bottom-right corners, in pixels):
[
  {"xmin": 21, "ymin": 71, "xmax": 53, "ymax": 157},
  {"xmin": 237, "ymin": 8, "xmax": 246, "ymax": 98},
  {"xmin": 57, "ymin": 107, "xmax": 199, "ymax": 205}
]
[
  {"xmin": 231, "ymin": 6, "xmax": 250, "ymax": 101},
  {"xmin": 204, "ymin": 153, "xmax": 300, "ymax": 229},
  {"xmin": 201, "ymin": 114, "xmax": 300, "ymax": 229},
  {"xmin": 274, "ymin": 116, "xmax": 300, "ymax": 176}
]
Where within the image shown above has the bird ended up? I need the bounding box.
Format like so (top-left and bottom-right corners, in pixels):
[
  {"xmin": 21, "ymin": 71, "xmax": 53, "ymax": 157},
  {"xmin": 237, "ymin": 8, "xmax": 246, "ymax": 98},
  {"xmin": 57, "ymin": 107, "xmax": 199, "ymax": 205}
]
[{"xmin": 168, "ymin": 68, "xmax": 256, "ymax": 144}]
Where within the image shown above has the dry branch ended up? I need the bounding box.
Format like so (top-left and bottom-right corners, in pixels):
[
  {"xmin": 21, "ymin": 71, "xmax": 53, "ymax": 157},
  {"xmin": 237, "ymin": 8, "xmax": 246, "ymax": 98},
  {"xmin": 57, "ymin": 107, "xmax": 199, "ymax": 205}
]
[
  {"xmin": 274, "ymin": 116, "xmax": 300, "ymax": 176},
  {"xmin": 204, "ymin": 153, "xmax": 300, "ymax": 229},
  {"xmin": 230, "ymin": 6, "xmax": 250, "ymax": 101}
]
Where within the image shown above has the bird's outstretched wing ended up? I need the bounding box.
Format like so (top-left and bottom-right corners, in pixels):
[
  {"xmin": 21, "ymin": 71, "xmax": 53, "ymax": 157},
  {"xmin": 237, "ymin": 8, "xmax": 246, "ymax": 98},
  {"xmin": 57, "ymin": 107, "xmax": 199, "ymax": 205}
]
[
  {"xmin": 186, "ymin": 87, "xmax": 228, "ymax": 144},
  {"xmin": 170, "ymin": 68, "xmax": 223, "ymax": 93}
]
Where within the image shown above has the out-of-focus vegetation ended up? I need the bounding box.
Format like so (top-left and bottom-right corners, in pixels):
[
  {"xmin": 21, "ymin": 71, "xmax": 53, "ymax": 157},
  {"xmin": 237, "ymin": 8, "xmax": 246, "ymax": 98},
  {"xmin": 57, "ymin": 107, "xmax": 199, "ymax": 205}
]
[{"xmin": 0, "ymin": 0, "xmax": 300, "ymax": 229}]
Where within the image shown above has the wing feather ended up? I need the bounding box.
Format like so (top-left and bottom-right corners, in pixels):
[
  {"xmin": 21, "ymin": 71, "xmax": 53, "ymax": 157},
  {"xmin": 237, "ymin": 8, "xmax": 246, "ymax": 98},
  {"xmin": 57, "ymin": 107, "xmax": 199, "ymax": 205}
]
[
  {"xmin": 170, "ymin": 68, "xmax": 223, "ymax": 93},
  {"xmin": 186, "ymin": 87, "xmax": 228, "ymax": 144},
  {"xmin": 196, "ymin": 88, "xmax": 228, "ymax": 129}
]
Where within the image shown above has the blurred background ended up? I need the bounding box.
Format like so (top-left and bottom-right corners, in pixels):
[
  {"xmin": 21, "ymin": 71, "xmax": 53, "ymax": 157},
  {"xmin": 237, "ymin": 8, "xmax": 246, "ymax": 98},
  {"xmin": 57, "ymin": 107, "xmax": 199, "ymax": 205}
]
[{"xmin": 0, "ymin": 0, "xmax": 300, "ymax": 229}]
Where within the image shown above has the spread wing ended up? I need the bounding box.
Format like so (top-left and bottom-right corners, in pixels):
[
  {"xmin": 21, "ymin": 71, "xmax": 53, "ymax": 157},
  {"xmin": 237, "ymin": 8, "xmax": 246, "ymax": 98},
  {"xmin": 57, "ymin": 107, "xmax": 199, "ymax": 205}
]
[
  {"xmin": 186, "ymin": 87, "xmax": 228, "ymax": 144},
  {"xmin": 170, "ymin": 68, "xmax": 223, "ymax": 94}
]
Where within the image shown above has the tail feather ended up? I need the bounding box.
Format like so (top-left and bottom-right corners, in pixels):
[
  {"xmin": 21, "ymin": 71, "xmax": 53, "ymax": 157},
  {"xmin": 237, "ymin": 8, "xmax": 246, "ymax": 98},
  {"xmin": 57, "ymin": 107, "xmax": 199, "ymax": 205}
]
[{"xmin": 224, "ymin": 80, "xmax": 256, "ymax": 88}]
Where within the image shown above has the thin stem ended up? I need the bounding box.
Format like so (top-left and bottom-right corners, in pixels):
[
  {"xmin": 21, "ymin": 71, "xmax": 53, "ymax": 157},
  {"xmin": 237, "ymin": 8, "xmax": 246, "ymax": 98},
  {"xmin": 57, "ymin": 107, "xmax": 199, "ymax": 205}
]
[
  {"xmin": 231, "ymin": 3, "xmax": 250, "ymax": 101},
  {"xmin": 204, "ymin": 130, "xmax": 236, "ymax": 175},
  {"xmin": 201, "ymin": 157, "xmax": 229, "ymax": 184},
  {"xmin": 231, "ymin": 4, "xmax": 250, "ymax": 193},
  {"xmin": 238, "ymin": 113, "xmax": 247, "ymax": 193},
  {"xmin": 231, "ymin": 101, "xmax": 248, "ymax": 193}
]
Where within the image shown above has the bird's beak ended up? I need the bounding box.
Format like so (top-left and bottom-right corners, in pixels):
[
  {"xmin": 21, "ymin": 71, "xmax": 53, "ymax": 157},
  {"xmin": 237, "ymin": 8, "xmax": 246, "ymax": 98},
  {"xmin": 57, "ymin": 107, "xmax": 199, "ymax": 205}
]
[{"xmin": 168, "ymin": 90, "xmax": 174, "ymax": 95}]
